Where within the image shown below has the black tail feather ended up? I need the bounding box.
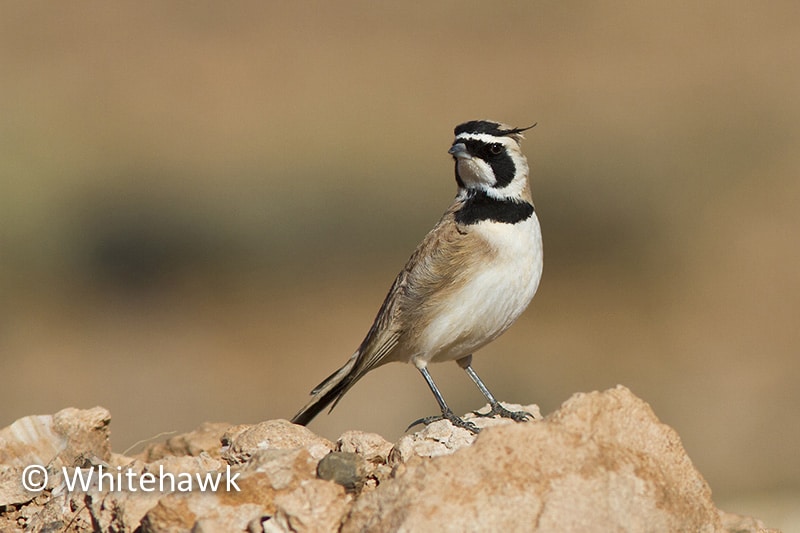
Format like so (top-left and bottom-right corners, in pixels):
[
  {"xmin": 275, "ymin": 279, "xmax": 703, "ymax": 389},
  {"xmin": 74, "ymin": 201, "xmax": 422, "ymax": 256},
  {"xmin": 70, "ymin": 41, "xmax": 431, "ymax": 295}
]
[
  {"xmin": 290, "ymin": 374, "xmax": 352, "ymax": 426},
  {"xmin": 290, "ymin": 352, "xmax": 360, "ymax": 426}
]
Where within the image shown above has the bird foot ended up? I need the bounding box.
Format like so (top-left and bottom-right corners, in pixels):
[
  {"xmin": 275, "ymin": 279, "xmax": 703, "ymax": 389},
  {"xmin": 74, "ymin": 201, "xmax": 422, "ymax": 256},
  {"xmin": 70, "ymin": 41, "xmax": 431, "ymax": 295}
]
[
  {"xmin": 407, "ymin": 409, "xmax": 481, "ymax": 434},
  {"xmin": 473, "ymin": 402, "xmax": 534, "ymax": 422}
]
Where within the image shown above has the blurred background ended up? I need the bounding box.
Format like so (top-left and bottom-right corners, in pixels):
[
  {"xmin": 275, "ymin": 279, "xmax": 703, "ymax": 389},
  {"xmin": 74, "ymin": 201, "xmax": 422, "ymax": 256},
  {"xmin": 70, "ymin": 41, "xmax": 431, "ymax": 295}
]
[{"xmin": 1, "ymin": 2, "xmax": 798, "ymax": 528}]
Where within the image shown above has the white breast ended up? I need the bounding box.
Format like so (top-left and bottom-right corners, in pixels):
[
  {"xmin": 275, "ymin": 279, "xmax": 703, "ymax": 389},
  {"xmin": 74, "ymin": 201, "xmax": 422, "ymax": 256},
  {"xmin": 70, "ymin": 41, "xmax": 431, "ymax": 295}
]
[{"xmin": 416, "ymin": 213, "xmax": 543, "ymax": 364}]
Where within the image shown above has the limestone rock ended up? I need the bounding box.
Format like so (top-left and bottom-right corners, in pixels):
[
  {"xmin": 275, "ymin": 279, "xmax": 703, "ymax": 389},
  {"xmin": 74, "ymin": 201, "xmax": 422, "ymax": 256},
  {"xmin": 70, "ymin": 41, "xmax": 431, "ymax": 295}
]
[
  {"xmin": 144, "ymin": 452, "xmax": 224, "ymax": 478},
  {"xmin": 0, "ymin": 388, "xmax": 781, "ymax": 532},
  {"xmin": 269, "ymin": 478, "xmax": 352, "ymax": 532},
  {"xmin": 221, "ymin": 419, "xmax": 334, "ymax": 464},
  {"xmin": 336, "ymin": 430, "xmax": 393, "ymax": 464},
  {"xmin": 140, "ymin": 447, "xmax": 349, "ymax": 533},
  {"xmin": 389, "ymin": 402, "xmax": 541, "ymax": 465},
  {"xmin": 344, "ymin": 386, "xmax": 747, "ymax": 533},
  {"xmin": 0, "ymin": 406, "xmax": 111, "ymax": 507},
  {"xmin": 138, "ymin": 421, "xmax": 232, "ymax": 461},
  {"xmin": 336, "ymin": 431, "xmax": 394, "ymax": 490},
  {"xmin": 719, "ymin": 510, "xmax": 780, "ymax": 533},
  {"xmin": 0, "ymin": 406, "xmax": 111, "ymax": 468}
]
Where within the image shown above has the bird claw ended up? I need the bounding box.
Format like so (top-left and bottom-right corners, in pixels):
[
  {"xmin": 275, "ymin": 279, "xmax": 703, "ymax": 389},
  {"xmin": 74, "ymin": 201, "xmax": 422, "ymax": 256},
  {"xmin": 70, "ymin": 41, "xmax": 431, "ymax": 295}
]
[
  {"xmin": 473, "ymin": 402, "xmax": 534, "ymax": 422},
  {"xmin": 406, "ymin": 409, "xmax": 481, "ymax": 434}
]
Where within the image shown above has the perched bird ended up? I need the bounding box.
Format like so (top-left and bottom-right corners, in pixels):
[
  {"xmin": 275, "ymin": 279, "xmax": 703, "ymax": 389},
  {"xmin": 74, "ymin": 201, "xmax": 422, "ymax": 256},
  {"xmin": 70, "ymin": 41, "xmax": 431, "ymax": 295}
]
[{"xmin": 291, "ymin": 120, "xmax": 543, "ymax": 433}]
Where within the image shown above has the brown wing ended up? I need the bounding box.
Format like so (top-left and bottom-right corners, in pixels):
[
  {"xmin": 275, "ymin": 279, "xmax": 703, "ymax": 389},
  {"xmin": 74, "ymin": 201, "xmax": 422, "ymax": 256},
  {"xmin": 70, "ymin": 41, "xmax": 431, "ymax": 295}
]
[
  {"xmin": 350, "ymin": 198, "xmax": 488, "ymax": 375},
  {"xmin": 293, "ymin": 198, "xmax": 487, "ymax": 423}
]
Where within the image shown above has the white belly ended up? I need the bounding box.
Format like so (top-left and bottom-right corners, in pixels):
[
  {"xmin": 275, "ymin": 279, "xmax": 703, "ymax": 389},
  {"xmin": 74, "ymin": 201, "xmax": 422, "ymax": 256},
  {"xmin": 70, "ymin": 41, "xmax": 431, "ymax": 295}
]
[{"xmin": 415, "ymin": 214, "xmax": 543, "ymax": 364}]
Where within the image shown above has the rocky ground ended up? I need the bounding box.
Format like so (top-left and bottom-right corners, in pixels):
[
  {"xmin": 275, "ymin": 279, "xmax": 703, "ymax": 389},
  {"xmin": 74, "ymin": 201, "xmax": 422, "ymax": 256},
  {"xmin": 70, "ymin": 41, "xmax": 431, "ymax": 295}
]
[{"xmin": 0, "ymin": 386, "xmax": 780, "ymax": 532}]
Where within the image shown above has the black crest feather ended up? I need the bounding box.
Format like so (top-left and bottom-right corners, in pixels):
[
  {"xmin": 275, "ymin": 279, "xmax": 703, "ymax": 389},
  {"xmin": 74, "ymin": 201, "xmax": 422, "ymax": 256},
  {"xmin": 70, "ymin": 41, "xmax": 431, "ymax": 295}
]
[{"xmin": 454, "ymin": 120, "xmax": 536, "ymax": 138}]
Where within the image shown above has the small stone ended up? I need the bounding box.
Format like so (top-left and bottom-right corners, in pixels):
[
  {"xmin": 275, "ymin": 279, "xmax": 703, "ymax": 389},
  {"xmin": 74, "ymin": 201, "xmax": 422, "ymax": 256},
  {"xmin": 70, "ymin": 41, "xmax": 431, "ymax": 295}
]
[{"xmin": 316, "ymin": 452, "xmax": 367, "ymax": 493}]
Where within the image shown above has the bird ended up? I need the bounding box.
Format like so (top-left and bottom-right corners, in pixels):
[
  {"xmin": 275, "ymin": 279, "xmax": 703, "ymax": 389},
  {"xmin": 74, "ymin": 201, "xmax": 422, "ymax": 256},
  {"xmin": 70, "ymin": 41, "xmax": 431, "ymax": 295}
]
[{"xmin": 291, "ymin": 119, "xmax": 543, "ymax": 433}]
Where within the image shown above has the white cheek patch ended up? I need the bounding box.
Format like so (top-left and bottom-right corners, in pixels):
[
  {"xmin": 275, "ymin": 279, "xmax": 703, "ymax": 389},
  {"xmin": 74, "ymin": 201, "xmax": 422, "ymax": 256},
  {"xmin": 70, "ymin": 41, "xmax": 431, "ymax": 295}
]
[
  {"xmin": 457, "ymin": 157, "xmax": 495, "ymax": 188},
  {"xmin": 453, "ymin": 133, "xmax": 527, "ymax": 195}
]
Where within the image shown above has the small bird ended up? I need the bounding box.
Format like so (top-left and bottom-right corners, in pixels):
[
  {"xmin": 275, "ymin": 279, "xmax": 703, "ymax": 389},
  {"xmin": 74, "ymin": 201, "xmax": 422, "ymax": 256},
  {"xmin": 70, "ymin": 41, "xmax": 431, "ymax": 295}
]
[{"xmin": 291, "ymin": 120, "xmax": 543, "ymax": 433}]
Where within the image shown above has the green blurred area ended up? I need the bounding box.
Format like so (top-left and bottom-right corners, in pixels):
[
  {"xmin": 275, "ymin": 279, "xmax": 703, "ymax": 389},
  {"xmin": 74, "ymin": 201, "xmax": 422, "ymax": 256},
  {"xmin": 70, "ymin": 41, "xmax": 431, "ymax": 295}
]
[{"xmin": 1, "ymin": 2, "xmax": 798, "ymax": 528}]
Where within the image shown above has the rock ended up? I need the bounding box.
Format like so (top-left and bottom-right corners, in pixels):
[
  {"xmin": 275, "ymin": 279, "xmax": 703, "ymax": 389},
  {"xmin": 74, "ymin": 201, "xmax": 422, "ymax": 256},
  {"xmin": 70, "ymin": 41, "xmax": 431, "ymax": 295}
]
[
  {"xmin": 336, "ymin": 430, "xmax": 393, "ymax": 464},
  {"xmin": 0, "ymin": 406, "xmax": 111, "ymax": 468},
  {"xmin": 316, "ymin": 452, "xmax": 367, "ymax": 493},
  {"xmin": 0, "ymin": 388, "xmax": 781, "ymax": 532},
  {"xmin": 336, "ymin": 431, "xmax": 394, "ymax": 490},
  {"xmin": 221, "ymin": 419, "xmax": 334, "ymax": 464},
  {"xmin": 0, "ymin": 406, "xmax": 111, "ymax": 507},
  {"xmin": 389, "ymin": 402, "xmax": 541, "ymax": 465},
  {"xmin": 29, "ymin": 453, "xmax": 225, "ymax": 532},
  {"xmin": 138, "ymin": 421, "xmax": 232, "ymax": 461},
  {"xmin": 140, "ymin": 447, "xmax": 349, "ymax": 533},
  {"xmin": 343, "ymin": 386, "xmax": 760, "ymax": 533},
  {"xmin": 144, "ymin": 452, "xmax": 224, "ymax": 478},
  {"xmin": 719, "ymin": 510, "xmax": 780, "ymax": 533},
  {"xmin": 269, "ymin": 479, "xmax": 352, "ymax": 532}
]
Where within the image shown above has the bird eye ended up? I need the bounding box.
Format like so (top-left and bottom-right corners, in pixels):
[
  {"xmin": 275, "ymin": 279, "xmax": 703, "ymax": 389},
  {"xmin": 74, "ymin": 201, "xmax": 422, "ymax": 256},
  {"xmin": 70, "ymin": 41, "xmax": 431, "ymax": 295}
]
[{"xmin": 489, "ymin": 143, "xmax": 503, "ymax": 155}]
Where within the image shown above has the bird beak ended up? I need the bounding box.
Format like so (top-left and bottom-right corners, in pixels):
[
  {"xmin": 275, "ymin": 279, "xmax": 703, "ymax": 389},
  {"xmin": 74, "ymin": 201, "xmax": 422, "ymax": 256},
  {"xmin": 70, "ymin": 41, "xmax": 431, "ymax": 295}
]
[{"xmin": 448, "ymin": 142, "xmax": 470, "ymax": 160}]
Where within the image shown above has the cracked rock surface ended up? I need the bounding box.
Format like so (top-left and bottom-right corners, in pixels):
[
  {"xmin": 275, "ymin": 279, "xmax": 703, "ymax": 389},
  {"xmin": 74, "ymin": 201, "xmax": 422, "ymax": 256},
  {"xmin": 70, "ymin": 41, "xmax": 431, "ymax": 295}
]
[{"xmin": 0, "ymin": 386, "xmax": 780, "ymax": 532}]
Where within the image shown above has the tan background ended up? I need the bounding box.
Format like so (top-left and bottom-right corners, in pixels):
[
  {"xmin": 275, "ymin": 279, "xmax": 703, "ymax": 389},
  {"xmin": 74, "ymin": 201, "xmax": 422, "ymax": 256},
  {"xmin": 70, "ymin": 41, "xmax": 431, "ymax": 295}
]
[{"xmin": 2, "ymin": 2, "xmax": 798, "ymax": 528}]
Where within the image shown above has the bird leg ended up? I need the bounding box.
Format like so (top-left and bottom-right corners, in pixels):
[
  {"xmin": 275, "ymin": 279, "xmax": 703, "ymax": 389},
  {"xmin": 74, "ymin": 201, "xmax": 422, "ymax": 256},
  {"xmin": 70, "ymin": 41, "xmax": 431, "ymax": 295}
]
[
  {"xmin": 457, "ymin": 356, "xmax": 534, "ymax": 422},
  {"xmin": 408, "ymin": 366, "xmax": 480, "ymax": 433}
]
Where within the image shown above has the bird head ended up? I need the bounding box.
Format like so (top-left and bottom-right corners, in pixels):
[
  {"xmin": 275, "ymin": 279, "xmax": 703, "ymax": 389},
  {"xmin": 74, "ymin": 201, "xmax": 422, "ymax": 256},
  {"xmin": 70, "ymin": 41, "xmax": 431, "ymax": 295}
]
[{"xmin": 449, "ymin": 120, "xmax": 535, "ymax": 199}]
